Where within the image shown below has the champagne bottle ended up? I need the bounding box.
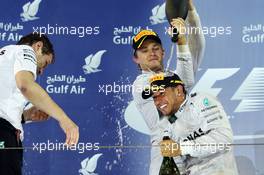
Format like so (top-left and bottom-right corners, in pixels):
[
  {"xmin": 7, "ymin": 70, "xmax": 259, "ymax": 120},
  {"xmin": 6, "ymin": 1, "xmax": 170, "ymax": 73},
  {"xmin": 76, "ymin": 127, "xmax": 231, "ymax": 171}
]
[
  {"xmin": 159, "ymin": 131, "xmax": 181, "ymax": 175},
  {"xmin": 165, "ymin": 0, "xmax": 188, "ymax": 42}
]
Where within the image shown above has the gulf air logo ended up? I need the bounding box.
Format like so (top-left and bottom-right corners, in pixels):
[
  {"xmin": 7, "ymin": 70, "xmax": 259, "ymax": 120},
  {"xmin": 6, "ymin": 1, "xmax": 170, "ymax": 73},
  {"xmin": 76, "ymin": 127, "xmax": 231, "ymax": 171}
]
[
  {"xmin": 20, "ymin": 0, "xmax": 42, "ymax": 22},
  {"xmin": 149, "ymin": 3, "xmax": 166, "ymax": 25}
]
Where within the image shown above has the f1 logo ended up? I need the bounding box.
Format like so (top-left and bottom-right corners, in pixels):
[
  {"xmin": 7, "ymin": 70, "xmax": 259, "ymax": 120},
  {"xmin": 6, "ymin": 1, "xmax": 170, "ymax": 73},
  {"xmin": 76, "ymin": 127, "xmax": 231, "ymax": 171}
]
[
  {"xmin": 192, "ymin": 68, "xmax": 240, "ymax": 96},
  {"xmin": 192, "ymin": 68, "xmax": 264, "ymax": 113}
]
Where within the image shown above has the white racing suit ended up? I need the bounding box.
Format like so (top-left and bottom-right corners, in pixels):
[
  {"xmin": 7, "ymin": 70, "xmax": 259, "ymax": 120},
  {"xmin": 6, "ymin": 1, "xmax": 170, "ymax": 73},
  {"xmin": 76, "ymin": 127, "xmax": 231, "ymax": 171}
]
[
  {"xmin": 132, "ymin": 9, "xmax": 205, "ymax": 175},
  {"xmin": 167, "ymin": 92, "xmax": 239, "ymax": 175}
]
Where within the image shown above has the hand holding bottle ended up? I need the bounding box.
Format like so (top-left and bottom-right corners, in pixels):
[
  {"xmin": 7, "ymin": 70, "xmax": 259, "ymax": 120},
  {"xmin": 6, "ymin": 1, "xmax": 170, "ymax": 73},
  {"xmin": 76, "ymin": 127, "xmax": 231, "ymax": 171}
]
[{"xmin": 159, "ymin": 131, "xmax": 181, "ymax": 175}]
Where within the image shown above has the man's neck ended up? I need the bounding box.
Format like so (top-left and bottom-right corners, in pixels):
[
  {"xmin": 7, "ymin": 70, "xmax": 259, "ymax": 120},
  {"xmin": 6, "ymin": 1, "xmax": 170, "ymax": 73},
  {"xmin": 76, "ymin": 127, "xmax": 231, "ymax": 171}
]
[
  {"xmin": 175, "ymin": 95, "xmax": 187, "ymax": 114},
  {"xmin": 141, "ymin": 67, "xmax": 163, "ymax": 73}
]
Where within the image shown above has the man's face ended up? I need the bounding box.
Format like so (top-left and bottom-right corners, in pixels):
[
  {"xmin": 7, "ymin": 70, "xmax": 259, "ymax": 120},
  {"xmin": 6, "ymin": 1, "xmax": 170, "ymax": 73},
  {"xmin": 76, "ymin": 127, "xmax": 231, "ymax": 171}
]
[
  {"xmin": 134, "ymin": 39, "xmax": 164, "ymax": 72},
  {"xmin": 153, "ymin": 87, "xmax": 183, "ymax": 116},
  {"xmin": 32, "ymin": 41, "xmax": 53, "ymax": 75},
  {"xmin": 36, "ymin": 51, "xmax": 53, "ymax": 75}
]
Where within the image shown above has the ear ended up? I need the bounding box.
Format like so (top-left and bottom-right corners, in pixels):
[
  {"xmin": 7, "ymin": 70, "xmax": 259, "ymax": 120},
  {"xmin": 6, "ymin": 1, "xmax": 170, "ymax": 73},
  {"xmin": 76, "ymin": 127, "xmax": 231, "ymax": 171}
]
[
  {"xmin": 175, "ymin": 85, "xmax": 183, "ymax": 96},
  {"xmin": 32, "ymin": 41, "xmax": 43, "ymax": 53},
  {"xmin": 162, "ymin": 48, "xmax": 165, "ymax": 58},
  {"xmin": 35, "ymin": 41, "xmax": 43, "ymax": 49},
  {"xmin": 178, "ymin": 85, "xmax": 186, "ymax": 97},
  {"xmin": 176, "ymin": 86, "xmax": 181, "ymax": 95}
]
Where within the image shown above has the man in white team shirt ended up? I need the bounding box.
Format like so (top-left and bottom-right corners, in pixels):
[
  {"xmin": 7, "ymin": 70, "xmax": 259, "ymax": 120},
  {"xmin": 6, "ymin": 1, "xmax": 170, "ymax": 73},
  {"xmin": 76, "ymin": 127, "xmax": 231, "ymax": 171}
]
[
  {"xmin": 0, "ymin": 33, "xmax": 79, "ymax": 175},
  {"xmin": 142, "ymin": 72, "xmax": 238, "ymax": 175},
  {"xmin": 132, "ymin": 1, "xmax": 205, "ymax": 174}
]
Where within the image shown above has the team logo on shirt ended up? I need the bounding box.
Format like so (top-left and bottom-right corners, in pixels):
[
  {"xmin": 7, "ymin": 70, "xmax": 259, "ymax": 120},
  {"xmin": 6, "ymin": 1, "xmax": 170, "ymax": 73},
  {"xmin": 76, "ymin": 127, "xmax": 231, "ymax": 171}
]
[
  {"xmin": 183, "ymin": 128, "xmax": 206, "ymax": 142},
  {"xmin": 203, "ymin": 98, "xmax": 210, "ymax": 107}
]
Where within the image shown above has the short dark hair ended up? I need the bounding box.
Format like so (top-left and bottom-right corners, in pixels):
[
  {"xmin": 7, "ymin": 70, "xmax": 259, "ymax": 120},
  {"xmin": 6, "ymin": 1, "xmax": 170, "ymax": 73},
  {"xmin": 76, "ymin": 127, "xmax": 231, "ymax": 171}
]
[{"xmin": 17, "ymin": 33, "xmax": 55, "ymax": 61}]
